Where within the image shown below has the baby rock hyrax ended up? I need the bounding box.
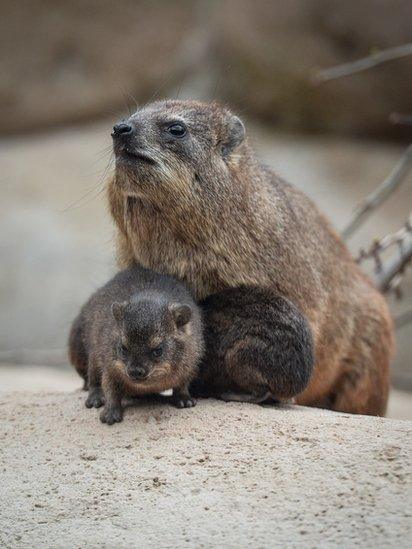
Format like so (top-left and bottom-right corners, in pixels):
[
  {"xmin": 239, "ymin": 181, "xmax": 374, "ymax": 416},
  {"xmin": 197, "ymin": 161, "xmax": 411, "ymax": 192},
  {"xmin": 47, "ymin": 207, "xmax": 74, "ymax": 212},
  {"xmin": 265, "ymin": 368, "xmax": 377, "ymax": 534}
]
[
  {"xmin": 69, "ymin": 265, "xmax": 203, "ymax": 424},
  {"xmin": 108, "ymin": 99, "xmax": 394, "ymax": 416}
]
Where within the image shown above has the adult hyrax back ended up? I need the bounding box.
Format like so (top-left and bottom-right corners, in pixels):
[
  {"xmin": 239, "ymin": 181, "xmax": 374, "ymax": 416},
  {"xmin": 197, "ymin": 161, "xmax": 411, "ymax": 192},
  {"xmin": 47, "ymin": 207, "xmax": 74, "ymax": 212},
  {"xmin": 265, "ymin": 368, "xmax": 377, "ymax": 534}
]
[{"xmin": 108, "ymin": 99, "xmax": 394, "ymax": 415}]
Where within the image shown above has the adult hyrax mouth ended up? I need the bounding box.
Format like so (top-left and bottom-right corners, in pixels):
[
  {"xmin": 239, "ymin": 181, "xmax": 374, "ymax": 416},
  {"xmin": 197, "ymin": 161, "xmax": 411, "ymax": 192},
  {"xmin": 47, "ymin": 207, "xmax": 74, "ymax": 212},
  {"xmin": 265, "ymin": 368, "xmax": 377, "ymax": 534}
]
[{"xmin": 115, "ymin": 145, "xmax": 157, "ymax": 166}]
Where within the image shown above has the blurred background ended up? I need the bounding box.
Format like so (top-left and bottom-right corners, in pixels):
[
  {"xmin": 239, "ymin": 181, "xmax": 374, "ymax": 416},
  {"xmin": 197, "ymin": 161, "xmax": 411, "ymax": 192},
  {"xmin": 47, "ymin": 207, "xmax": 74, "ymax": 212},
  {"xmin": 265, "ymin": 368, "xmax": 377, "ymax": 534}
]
[{"xmin": 1, "ymin": 0, "xmax": 411, "ymax": 418}]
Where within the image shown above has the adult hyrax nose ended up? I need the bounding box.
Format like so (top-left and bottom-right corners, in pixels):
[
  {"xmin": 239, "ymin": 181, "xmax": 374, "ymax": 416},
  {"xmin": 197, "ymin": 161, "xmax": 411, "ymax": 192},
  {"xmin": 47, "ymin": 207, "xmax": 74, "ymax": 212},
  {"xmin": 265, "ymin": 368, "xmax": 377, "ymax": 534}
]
[{"xmin": 111, "ymin": 122, "xmax": 134, "ymax": 139}]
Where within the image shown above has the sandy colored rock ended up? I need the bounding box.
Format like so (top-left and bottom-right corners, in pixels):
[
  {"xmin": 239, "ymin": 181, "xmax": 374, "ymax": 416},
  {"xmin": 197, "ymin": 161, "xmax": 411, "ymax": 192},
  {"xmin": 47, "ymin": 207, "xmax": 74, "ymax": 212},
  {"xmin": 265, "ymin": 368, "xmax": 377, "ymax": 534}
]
[{"xmin": 0, "ymin": 391, "xmax": 410, "ymax": 547}]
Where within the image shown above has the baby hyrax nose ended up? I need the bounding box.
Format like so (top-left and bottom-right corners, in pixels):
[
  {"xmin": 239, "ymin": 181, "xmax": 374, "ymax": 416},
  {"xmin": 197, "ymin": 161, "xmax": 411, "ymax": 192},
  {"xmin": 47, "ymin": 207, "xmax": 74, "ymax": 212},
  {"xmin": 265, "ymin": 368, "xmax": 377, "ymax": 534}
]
[
  {"xmin": 129, "ymin": 366, "xmax": 148, "ymax": 381},
  {"xmin": 111, "ymin": 122, "xmax": 134, "ymax": 139}
]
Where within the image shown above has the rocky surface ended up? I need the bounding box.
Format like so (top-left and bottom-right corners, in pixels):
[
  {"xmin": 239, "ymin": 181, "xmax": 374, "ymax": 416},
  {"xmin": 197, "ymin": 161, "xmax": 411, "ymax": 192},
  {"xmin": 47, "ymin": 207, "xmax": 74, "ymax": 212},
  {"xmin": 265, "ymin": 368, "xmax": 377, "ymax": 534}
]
[{"xmin": 0, "ymin": 391, "xmax": 410, "ymax": 547}]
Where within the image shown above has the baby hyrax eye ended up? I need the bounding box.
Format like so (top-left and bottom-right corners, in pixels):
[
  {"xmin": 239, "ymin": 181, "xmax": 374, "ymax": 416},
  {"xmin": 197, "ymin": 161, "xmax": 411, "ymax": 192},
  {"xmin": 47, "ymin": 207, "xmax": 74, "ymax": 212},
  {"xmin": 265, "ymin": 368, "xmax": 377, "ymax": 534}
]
[
  {"xmin": 166, "ymin": 122, "xmax": 187, "ymax": 138},
  {"xmin": 118, "ymin": 343, "xmax": 128, "ymax": 359},
  {"xmin": 151, "ymin": 345, "xmax": 164, "ymax": 359}
]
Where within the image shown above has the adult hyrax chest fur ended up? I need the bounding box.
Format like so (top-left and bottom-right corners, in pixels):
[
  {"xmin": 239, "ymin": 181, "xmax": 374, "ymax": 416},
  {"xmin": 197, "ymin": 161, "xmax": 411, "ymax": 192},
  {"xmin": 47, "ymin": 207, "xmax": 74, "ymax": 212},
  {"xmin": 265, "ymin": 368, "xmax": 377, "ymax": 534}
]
[{"xmin": 108, "ymin": 100, "xmax": 394, "ymax": 415}]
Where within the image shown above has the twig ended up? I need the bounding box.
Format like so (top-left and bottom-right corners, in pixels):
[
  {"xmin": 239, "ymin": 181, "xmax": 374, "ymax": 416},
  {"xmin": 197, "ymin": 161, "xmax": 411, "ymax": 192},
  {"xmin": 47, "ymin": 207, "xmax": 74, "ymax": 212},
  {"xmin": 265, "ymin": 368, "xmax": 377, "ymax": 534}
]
[
  {"xmin": 357, "ymin": 217, "xmax": 412, "ymax": 297},
  {"xmin": 375, "ymin": 234, "xmax": 412, "ymax": 294},
  {"xmin": 342, "ymin": 145, "xmax": 412, "ymax": 240},
  {"xmin": 356, "ymin": 216, "xmax": 412, "ymax": 264},
  {"xmin": 314, "ymin": 43, "xmax": 412, "ymax": 83}
]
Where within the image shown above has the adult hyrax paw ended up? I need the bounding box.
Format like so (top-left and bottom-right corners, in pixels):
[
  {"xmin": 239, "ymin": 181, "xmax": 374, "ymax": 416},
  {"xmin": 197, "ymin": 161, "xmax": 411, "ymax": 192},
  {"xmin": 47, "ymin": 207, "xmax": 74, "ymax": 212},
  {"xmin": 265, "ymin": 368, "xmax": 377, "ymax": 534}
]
[
  {"xmin": 174, "ymin": 396, "xmax": 197, "ymax": 409},
  {"xmin": 85, "ymin": 391, "xmax": 104, "ymax": 409},
  {"xmin": 100, "ymin": 407, "xmax": 123, "ymax": 425}
]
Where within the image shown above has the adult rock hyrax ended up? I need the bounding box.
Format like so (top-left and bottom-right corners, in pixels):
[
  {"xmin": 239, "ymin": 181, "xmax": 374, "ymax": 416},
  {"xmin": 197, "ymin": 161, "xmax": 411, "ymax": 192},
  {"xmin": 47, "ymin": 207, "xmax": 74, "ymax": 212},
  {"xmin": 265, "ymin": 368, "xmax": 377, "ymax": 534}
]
[
  {"xmin": 108, "ymin": 99, "xmax": 394, "ymax": 416},
  {"xmin": 69, "ymin": 265, "xmax": 203, "ymax": 424}
]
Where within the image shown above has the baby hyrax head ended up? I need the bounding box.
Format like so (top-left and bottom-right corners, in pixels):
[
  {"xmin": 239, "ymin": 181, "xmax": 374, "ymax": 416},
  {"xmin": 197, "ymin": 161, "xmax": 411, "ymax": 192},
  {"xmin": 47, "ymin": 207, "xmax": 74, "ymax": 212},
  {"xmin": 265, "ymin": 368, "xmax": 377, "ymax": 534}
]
[
  {"xmin": 111, "ymin": 99, "xmax": 246, "ymax": 199},
  {"xmin": 111, "ymin": 290, "xmax": 194, "ymax": 385}
]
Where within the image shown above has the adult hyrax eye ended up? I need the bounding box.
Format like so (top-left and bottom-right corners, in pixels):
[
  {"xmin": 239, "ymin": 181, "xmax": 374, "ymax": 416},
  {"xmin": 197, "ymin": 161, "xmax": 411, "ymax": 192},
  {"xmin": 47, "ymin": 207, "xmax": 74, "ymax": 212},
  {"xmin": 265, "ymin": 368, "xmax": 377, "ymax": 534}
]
[{"xmin": 166, "ymin": 122, "xmax": 187, "ymax": 138}]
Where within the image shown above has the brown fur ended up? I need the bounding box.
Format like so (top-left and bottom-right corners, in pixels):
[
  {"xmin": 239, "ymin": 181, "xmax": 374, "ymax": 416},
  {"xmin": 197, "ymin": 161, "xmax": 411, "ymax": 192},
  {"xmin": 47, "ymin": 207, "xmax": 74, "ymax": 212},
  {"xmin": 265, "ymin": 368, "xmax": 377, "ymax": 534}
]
[{"xmin": 108, "ymin": 100, "xmax": 394, "ymax": 416}]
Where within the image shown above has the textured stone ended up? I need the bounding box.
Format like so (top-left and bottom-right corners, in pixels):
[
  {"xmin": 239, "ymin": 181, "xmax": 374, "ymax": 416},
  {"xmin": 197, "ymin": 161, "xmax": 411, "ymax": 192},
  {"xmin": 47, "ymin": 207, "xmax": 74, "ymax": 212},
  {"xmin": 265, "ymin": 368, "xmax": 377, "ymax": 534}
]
[{"xmin": 0, "ymin": 391, "xmax": 410, "ymax": 547}]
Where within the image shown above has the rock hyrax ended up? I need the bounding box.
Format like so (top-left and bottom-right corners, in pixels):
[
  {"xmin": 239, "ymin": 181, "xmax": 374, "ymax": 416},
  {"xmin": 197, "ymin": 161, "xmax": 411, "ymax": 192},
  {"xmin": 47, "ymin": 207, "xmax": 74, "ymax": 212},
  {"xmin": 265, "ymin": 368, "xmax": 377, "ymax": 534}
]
[
  {"xmin": 69, "ymin": 265, "xmax": 203, "ymax": 424},
  {"xmin": 107, "ymin": 100, "xmax": 394, "ymax": 416}
]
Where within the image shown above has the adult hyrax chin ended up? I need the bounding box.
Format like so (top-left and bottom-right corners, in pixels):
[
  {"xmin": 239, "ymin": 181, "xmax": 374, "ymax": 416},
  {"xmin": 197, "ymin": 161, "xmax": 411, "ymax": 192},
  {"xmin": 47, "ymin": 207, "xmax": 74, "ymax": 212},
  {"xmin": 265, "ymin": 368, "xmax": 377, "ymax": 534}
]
[
  {"xmin": 69, "ymin": 265, "xmax": 203, "ymax": 425},
  {"xmin": 108, "ymin": 99, "xmax": 394, "ymax": 416}
]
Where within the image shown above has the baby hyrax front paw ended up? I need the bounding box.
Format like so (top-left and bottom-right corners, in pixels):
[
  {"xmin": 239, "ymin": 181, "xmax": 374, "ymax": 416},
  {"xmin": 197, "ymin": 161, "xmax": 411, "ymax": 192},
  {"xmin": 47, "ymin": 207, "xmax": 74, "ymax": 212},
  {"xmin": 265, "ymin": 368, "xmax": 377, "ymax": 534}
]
[
  {"xmin": 100, "ymin": 406, "xmax": 123, "ymax": 425},
  {"xmin": 85, "ymin": 388, "xmax": 104, "ymax": 409}
]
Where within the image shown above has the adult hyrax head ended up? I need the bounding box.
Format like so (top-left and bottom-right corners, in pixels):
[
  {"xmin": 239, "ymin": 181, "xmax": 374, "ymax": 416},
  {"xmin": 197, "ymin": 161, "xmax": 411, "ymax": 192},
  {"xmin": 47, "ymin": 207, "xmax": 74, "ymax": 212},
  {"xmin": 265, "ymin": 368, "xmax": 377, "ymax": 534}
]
[
  {"xmin": 112, "ymin": 290, "xmax": 197, "ymax": 387},
  {"xmin": 111, "ymin": 100, "xmax": 246, "ymax": 200}
]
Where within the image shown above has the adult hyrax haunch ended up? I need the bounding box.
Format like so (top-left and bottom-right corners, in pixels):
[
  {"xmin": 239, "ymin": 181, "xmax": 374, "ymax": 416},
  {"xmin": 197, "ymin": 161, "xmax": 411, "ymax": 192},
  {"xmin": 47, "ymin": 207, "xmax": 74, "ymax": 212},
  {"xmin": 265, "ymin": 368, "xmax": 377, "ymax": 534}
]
[
  {"xmin": 69, "ymin": 265, "xmax": 203, "ymax": 424},
  {"xmin": 108, "ymin": 99, "xmax": 394, "ymax": 416}
]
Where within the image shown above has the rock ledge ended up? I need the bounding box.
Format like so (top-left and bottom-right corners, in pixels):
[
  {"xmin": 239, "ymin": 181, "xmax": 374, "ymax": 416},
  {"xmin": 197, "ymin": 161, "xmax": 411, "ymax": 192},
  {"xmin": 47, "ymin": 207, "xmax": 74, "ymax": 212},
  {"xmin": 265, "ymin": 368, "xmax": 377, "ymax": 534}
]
[{"xmin": 1, "ymin": 391, "xmax": 410, "ymax": 547}]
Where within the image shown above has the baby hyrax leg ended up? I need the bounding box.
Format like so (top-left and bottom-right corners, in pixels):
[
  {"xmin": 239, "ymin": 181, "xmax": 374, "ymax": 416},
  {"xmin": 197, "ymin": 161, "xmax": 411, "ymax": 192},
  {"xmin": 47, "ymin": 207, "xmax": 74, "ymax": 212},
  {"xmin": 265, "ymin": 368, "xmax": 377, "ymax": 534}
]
[
  {"xmin": 85, "ymin": 360, "xmax": 104, "ymax": 409},
  {"xmin": 85, "ymin": 386, "xmax": 105, "ymax": 409},
  {"xmin": 173, "ymin": 383, "xmax": 197, "ymax": 409},
  {"xmin": 99, "ymin": 370, "xmax": 124, "ymax": 425}
]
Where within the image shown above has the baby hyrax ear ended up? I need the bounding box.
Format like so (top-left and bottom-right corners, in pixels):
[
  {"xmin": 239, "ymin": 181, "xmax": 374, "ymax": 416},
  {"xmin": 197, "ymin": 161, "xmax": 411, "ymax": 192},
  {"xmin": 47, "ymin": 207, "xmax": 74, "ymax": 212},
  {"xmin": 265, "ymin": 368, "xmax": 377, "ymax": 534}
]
[
  {"xmin": 111, "ymin": 301, "xmax": 127, "ymax": 323},
  {"xmin": 169, "ymin": 303, "xmax": 192, "ymax": 329},
  {"xmin": 221, "ymin": 115, "xmax": 245, "ymax": 158}
]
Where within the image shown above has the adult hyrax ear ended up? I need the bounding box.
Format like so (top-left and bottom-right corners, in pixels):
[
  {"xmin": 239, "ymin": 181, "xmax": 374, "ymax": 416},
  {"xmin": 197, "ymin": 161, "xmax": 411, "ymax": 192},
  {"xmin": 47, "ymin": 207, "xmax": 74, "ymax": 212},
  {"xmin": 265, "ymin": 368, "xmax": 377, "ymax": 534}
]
[
  {"xmin": 111, "ymin": 301, "xmax": 127, "ymax": 323},
  {"xmin": 221, "ymin": 115, "xmax": 245, "ymax": 158},
  {"xmin": 169, "ymin": 303, "xmax": 192, "ymax": 329}
]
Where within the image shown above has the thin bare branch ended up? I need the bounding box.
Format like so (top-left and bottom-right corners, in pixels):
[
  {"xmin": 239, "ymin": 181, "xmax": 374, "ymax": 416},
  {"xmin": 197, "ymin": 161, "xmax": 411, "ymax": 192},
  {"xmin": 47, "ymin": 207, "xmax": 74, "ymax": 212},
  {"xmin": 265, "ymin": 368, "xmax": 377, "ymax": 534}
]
[
  {"xmin": 314, "ymin": 43, "xmax": 412, "ymax": 83},
  {"xmin": 342, "ymin": 145, "xmax": 412, "ymax": 240},
  {"xmin": 356, "ymin": 216, "xmax": 412, "ymax": 264},
  {"xmin": 357, "ymin": 217, "xmax": 412, "ymax": 297},
  {"xmin": 375, "ymin": 234, "xmax": 412, "ymax": 295}
]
